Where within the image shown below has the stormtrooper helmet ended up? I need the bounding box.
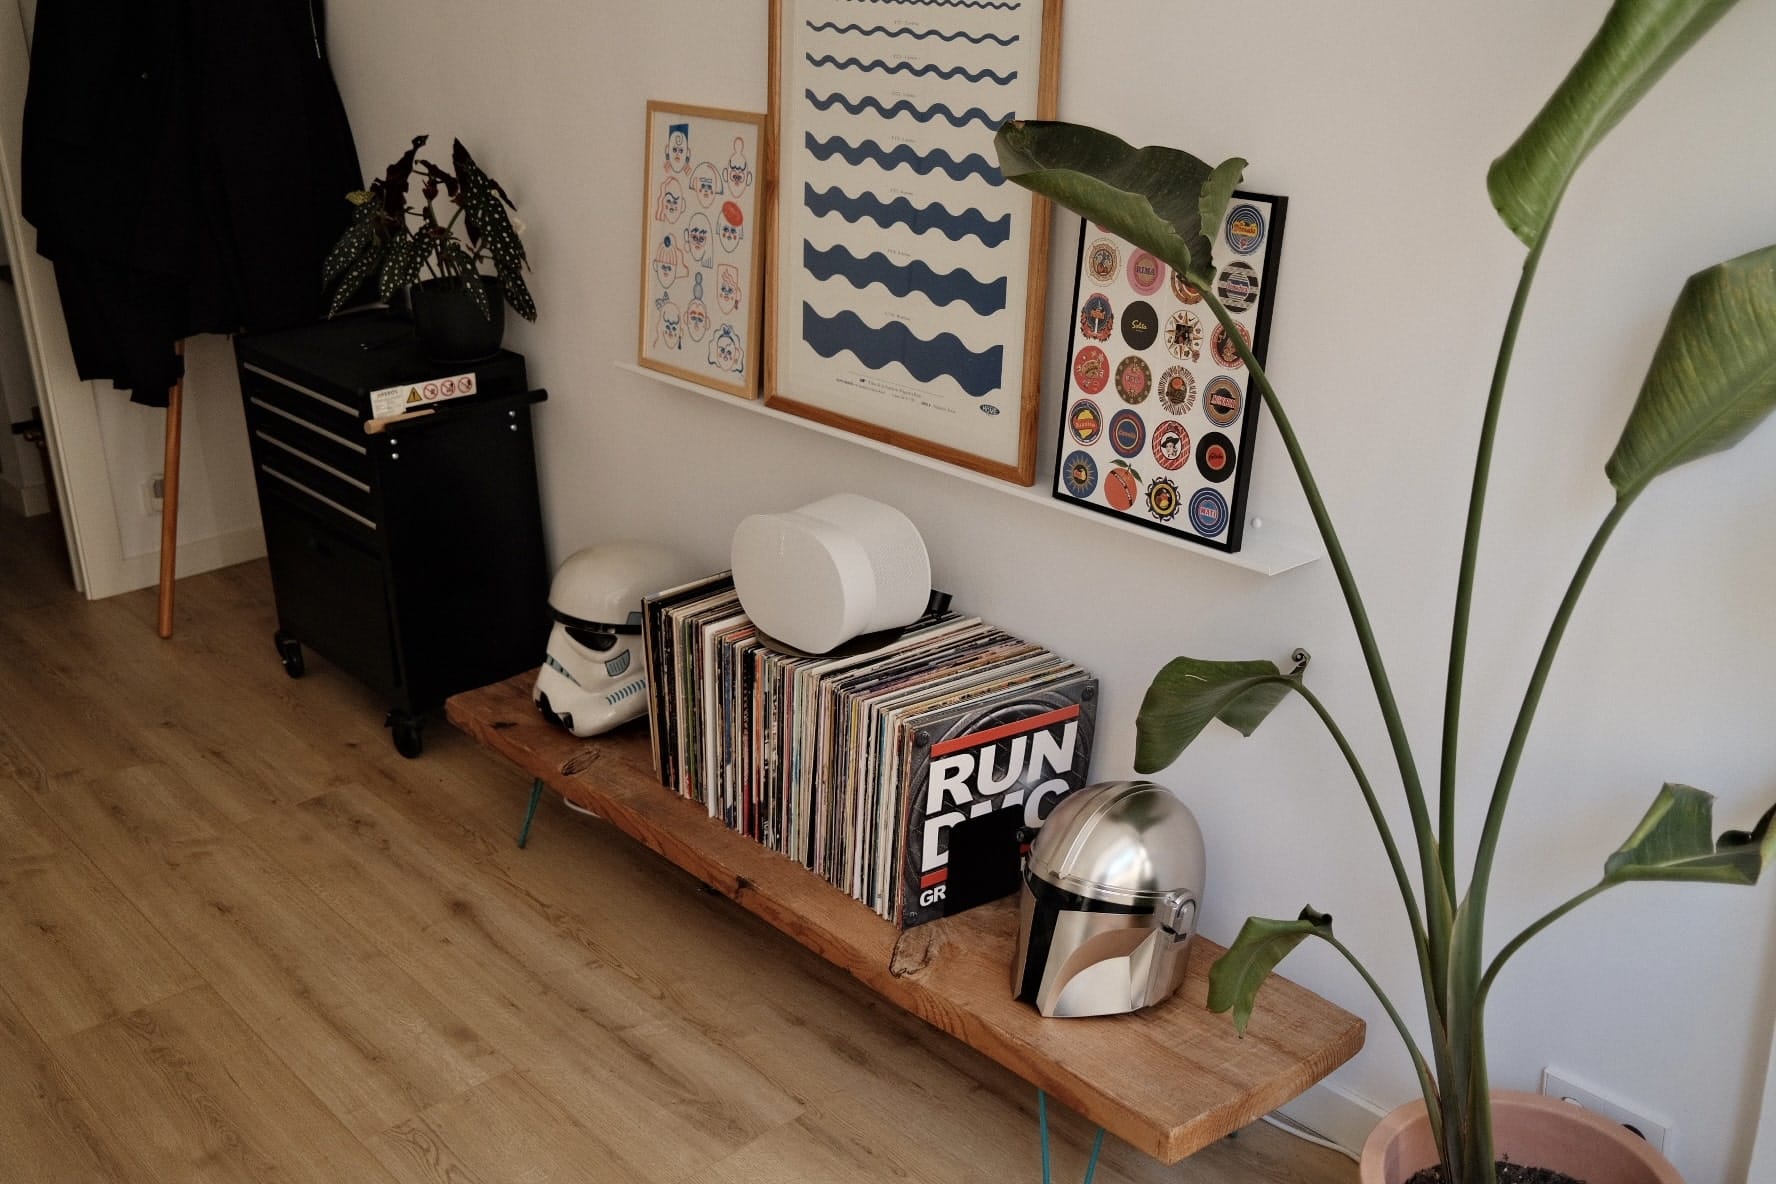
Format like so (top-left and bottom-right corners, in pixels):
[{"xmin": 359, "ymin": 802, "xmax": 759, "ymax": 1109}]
[
  {"xmin": 534, "ymin": 542, "xmax": 697, "ymax": 737},
  {"xmin": 1012, "ymin": 781, "xmax": 1206, "ymax": 1018}
]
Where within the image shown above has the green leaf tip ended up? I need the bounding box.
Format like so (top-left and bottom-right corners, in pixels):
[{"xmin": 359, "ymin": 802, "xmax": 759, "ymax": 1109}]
[
  {"xmin": 1603, "ymin": 244, "xmax": 1776, "ymax": 498},
  {"xmin": 1488, "ymin": 0, "xmax": 1737, "ymax": 247},
  {"xmin": 1605, "ymin": 783, "xmax": 1776, "ymax": 886},
  {"xmin": 1208, "ymin": 907, "xmax": 1334, "ymax": 1033},
  {"xmin": 994, "ymin": 120, "xmax": 1230, "ymax": 286},
  {"xmin": 1134, "ymin": 656, "xmax": 1297, "ymax": 773}
]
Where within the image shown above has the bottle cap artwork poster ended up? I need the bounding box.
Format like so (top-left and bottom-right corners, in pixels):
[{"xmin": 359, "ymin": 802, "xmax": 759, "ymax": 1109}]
[{"xmin": 1051, "ymin": 196, "xmax": 1287, "ymax": 551}]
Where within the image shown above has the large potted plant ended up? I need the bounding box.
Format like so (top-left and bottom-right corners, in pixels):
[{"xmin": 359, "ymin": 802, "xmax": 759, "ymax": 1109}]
[
  {"xmin": 323, "ymin": 135, "xmax": 536, "ymax": 362},
  {"xmin": 994, "ymin": 2, "xmax": 1774, "ymax": 1181}
]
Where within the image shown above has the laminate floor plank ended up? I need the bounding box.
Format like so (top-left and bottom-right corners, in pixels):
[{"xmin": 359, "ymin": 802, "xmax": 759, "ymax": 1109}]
[
  {"xmin": 241, "ymin": 783, "xmax": 812, "ymax": 1181},
  {"xmin": 0, "ymin": 719, "xmax": 66, "ymax": 864},
  {"xmin": 119, "ymin": 833, "xmax": 508, "ymax": 1138},
  {"xmin": 2, "ymin": 600, "xmax": 342, "ymax": 823},
  {"xmin": 240, "ymin": 784, "xmax": 670, "ymax": 1036},
  {"xmin": 371, "ymin": 1070, "xmax": 671, "ymax": 1184},
  {"xmin": 0, "ymin": 851, "xmax": 199, "ymax": 1041},
  {"xmin": 0, "ymin": 520, "xmax": 1355, "ymax": 1184},
  {"xmin": 48, "ymin": 985, "xmax": 404, "ymax": 1184},
  {"xmin": 0, "ymin": 987, "xmax": 140, "ymax": 1183}
]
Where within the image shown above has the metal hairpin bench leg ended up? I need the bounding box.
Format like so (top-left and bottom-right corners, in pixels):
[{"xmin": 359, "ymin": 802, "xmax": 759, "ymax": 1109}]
[
  {"xmin": 1038, "ymin": 1090, "xmax": 1106, "ymax": 1184},
  {"xmin": 517, "ymin": 777, "xmax": 544, "ymax": 848}
]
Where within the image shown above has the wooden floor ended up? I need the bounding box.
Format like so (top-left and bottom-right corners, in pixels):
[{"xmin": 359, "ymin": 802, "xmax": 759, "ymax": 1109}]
[{"xmin": 0, "ymin": 510, "xmax": 1355, "ymax": 1184}]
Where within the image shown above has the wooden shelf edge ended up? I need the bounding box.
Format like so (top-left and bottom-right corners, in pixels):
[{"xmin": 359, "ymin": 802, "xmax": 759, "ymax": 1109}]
[
  {"xmin": 447, "ymin": 675, "xmax": 1364, "ymax": 1163},
  {"xmin": 612, "ymin": 362, "xmax": 1324, "ymax": 577}
]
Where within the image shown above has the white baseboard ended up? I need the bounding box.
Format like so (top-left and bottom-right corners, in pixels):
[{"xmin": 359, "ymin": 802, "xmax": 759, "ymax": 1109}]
[
  {"xmin": 90, "ymin": 524, "xmax": 267, "ymax": 600},
  {"xmin": 0, "ymin": 477, "xmax": 50, "ymax": 518},
  {"xmin": 1275, "ymin": 1078, "xmax": 1391, "ymax": 1156}
]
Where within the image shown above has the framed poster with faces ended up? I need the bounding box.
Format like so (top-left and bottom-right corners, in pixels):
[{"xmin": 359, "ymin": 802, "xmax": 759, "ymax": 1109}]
[
  {"xmin": 1052, "ymin": 196, "xmax": 1287, "ymax": 552},
  {"xmin": 637, "ymin": 101, "xmax": 766, "ymax": 400}
]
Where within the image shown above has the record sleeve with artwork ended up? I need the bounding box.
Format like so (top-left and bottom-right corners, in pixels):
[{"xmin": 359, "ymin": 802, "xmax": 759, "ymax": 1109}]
[
  {"xmin": 897, "ymin": 673, "xmax": 1096, "ymax": 928},
  {"xmin": 641, "ymin": 573, "xmax": 1097, "ymax": 928},
  {"xmin": 1053, "ymin": 196, "xmax": 1287, "ymax": 551}
]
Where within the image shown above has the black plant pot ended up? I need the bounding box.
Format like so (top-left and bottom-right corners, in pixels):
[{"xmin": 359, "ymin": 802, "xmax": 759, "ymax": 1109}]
[{"xmin": 410, "ymin": 276, "xmax": 505, "ymax": 363}]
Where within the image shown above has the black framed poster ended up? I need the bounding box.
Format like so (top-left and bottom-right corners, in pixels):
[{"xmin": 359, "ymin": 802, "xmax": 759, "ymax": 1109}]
[{"xmin": 1052, "ymin": 194, "xmax": 1287, "ymax": 552}]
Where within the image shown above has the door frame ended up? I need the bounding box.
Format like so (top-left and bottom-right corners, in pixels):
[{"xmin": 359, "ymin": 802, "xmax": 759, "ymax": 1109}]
[{"xmin": 0, "ymin": 0, "xmax": 125, "ymax": 596}]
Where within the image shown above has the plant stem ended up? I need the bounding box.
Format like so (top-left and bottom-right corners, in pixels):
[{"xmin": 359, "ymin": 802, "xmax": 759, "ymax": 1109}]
[
  {"xmin": 1441, "ymin": 235, "xmax": 1548, "ymax": 898},
  {"xmin": 1468, "ymin": 496, "xmax": 1635, "ymax": 928},
  {"xmin": 1296, "ymin": 685, "xmax": 1432, "ymax": 967},
  {"xmin": 1199, "ymin": 290, "xmax": 1453, "ymax": 970},
  {"xmin": 1476, "ymin": 882, "xmax": 1609, "ymax": 1005},
  {"xmin": 1318, "ymin": 930, "xmax": 1443, "ymax": 1146}
]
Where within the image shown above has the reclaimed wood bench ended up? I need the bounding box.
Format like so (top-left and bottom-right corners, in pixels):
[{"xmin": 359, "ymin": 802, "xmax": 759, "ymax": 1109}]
[{"xmin": 447, "ymin": 672, "xmax": 1364, "ymax": 1169}]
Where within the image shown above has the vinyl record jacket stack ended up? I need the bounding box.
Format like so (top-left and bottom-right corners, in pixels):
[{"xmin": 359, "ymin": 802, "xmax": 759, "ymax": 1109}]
[{"xmin": 642, "ymin": 573, "xmax": 1098, "ymax": 928}]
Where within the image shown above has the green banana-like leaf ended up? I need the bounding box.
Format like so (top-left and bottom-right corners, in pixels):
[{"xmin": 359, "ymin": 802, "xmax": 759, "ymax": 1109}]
[
  {"xmin": 995, "ymin": 120, "xmax": 1240, "ymax": 288},
  {"xmin": 1134, "ymin": 657, "xmax": 1295, "ymax": 774},
  {"xmin": 1604, "ymin": 245, "xmax": 1776, "ymax": 497},
  {"xmin": 1488, "ymin": 0, "xmax": 1737, "ymax": 247},
  {"xmin": 1604, "ymin": 783, "xmax": 1776, "ymax": 885},
  {"xmin": 1208, "ymin": 907, "xmax": 1334, "ymax": 1034}
]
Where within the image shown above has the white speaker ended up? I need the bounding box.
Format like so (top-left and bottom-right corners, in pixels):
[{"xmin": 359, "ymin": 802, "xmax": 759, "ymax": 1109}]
[{"xmin": 731, "ymin": 494, "xmax": 932, "ymax": 655}]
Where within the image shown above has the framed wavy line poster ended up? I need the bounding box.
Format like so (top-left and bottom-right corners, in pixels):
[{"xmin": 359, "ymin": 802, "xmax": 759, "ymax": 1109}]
[
  {"xmin": 638, "ymin": 102, "xmax": 767, "ymax": 400},
  {"xmin": 766, "ymin": 0, "xmax": 1061, "ymax": 484}
]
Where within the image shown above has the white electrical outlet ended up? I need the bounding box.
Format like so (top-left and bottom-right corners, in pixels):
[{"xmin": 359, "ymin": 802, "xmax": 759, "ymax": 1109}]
[
  {"xmin": 1541, "ymin": 1066, "xmax": 1671, "ymax": 1154},
  {"xmin": 143, "ymin": 473, "xmax": 164, "ymax": 514}
]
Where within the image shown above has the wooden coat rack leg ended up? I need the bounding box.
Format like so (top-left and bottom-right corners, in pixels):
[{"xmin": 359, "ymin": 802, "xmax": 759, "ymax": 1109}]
[{"xmin": 156, "ymin": 339, "xmax": 185, "ymax": 639}]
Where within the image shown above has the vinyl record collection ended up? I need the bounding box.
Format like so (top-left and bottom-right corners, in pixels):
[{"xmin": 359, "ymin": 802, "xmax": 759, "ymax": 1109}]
[{"xmin": 642, "ymin": 574, "xmax": 1098, "ymax": 928}]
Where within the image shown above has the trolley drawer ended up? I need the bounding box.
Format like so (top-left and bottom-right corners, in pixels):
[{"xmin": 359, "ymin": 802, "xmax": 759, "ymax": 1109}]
[{"xmin": 260, "ymin": 493, "xmax": 399, "ymax": 695}]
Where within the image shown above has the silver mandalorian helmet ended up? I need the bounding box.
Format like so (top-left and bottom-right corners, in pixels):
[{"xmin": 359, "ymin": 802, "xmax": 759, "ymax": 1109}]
[
  {"xmin": 1012, "ymin": 781, "xmax": 1206, "ymax": 1018},
  {"xmin": 533, "ymin": 542, "xmax": 697, "ymax": 737}
]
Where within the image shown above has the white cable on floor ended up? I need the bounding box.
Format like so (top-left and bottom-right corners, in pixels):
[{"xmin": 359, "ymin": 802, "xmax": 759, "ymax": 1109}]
[{"xmin": 1261, "ymin": 1112, "xmax": 1361, "ymax": 1162}]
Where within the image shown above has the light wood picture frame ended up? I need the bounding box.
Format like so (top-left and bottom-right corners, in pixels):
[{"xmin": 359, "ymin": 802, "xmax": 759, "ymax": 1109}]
[
  {"xmin": 638, "ymin": 101, "xmax": 767, "ymax": 400},
  {"xmin": 765, "ymin": 0, "xmax": 1062, "ymax": 484}
]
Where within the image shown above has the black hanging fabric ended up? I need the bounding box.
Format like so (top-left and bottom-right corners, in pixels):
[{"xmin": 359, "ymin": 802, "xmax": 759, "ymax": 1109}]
[{"xmin": 21, "ymin": 0, "xmax": 362, "ymax": 406}]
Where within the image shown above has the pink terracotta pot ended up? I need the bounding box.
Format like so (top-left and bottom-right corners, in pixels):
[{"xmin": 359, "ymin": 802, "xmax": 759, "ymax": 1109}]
[{"xmin": 1359, "ymin": 1090, "xmax": 1683, "ymax": 1183}]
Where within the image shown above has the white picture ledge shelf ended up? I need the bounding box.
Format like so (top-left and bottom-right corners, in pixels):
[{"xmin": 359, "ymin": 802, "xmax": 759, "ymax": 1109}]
[{"xmin": 616, "ymin": 362, "xmax": 1324, "ymax": 576}]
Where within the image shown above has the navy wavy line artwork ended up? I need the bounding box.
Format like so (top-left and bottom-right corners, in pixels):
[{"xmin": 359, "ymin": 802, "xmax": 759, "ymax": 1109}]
[
  {"xmin": 804, "ymin": 54, "xmax": 1017, "ymax": 85},
  {"xmin": 843, "ymin": 0, "xmax": 1022, "ymax": 9},
  {"xmin": 805, "ymin": 133, "xmax": 1004, "ymax": 186},
  {"xmin": 804, "ymin": 21, "xmax": 1018, "ymax": 46},
  {"xmin": 803, "ymin": 305, "xmax": 1003, "ymax": 397},
  {"xmin": 803, "ymin": 90, "xmax": 1009, "ymax": 130},
  {"xmin": 804, "ymin": 184, "xmax": 1011, "ymax": 246},
  {"xmin": 803, "ymin": 241, "xmax": 1006, "ymax": 316}
]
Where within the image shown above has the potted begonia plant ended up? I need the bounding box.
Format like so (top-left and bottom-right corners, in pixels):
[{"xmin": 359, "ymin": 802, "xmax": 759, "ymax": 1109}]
[{"xmin": 323, "ymin": 135, "xmax": 536, "ymax": 362}]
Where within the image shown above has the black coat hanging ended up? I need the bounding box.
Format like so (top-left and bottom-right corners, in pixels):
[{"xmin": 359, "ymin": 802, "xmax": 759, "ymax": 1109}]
[{"xmin": 20, "ymin": 0, "xmax": 363, "ymax": 405}]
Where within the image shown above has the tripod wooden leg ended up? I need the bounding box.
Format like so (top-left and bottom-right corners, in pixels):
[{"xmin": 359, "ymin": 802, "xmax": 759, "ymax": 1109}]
[{"xmin": 156, "ymin": 340, "xmax": 185, "ymax": 639}]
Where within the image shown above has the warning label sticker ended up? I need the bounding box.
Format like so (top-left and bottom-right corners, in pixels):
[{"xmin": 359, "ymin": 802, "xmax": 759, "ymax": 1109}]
[{"xmin": 369, "ymin": 371, "xmax": 478, "ymax": 419}]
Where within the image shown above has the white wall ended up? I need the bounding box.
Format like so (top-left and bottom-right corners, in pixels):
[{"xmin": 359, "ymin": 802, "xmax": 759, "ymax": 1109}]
[{"xmin": 326, "ymin": 3, "xmax": 1776, "ymax": 1179}]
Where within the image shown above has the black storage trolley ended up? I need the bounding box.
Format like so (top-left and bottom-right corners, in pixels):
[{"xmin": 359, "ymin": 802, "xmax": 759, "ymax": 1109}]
[{"xmin": 233, "ymin": 313, "xmax": 550, "ymax": 757}]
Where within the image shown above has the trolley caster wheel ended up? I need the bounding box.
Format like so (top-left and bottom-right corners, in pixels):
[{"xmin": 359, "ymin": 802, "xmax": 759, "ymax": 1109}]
[
  {"xmin": 274, "ymin": 631, "xmax": 305, "ymax": 679},
  {"xmin": 387, "ymin": 712, "xmax": 424, "ymax": 759}
]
